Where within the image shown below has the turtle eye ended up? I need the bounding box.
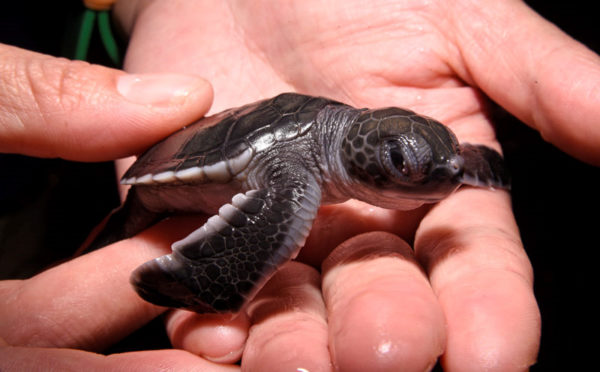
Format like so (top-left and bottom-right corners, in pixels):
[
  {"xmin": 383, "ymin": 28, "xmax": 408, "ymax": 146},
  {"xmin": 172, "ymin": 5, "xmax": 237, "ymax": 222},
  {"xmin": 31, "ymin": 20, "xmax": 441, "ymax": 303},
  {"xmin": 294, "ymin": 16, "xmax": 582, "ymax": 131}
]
[
  {"xmin": 389, "ymin": 144, "xmax": 410, "ymax": 177},
  {"xmin": 382, "ymin": 135, "xmax": 432, "ymax": 183}
]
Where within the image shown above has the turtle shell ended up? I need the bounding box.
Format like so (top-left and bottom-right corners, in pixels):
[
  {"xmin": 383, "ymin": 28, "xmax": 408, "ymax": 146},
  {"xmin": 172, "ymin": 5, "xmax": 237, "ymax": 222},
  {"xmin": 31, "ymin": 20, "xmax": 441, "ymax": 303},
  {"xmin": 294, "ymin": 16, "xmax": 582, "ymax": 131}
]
[{"xmin": 122, "ymin": 93, "xmax": 344, "ymax": 185}]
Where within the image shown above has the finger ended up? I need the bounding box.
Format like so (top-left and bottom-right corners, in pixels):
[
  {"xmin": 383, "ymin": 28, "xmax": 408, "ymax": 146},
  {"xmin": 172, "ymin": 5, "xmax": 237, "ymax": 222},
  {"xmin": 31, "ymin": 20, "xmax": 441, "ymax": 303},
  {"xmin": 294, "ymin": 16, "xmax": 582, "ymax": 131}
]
[
  {"xmin": 0, "ymin": 216, "xmax": 202, "ymax": 350},
  {"xmin": 242, "ymin": 261, "xmax": 331, "ymax": 372},
  {"xmin": 415, "ymin": 189, "xmax": 541, "ymax": 371},
  {"xmin": 0, "ymin": 346, "xmax": 240, "ymax": 372},
  {"xmin": 447, "ymin": 1, "xmax": 600, "ymax": 164},
  {"xmin": 299, "ymin": 200, "xmax": 429, "ymax": 267},
  {"xmin": 0, "ymin": 43, "xmax": 212, "ymax": 161},
  {"xmin": 164, "ymin": 311, "xmax": 249, "ymax": 364},
  {"xmin": 322, "ymin": 232, "xmax": 446, "ymax": 372}
]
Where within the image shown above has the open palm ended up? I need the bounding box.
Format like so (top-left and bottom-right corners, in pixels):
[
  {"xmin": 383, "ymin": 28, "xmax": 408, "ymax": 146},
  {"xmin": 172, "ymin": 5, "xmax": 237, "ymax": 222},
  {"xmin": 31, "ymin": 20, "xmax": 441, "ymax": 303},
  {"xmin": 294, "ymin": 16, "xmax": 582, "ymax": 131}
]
[{"xmin": 114, "ymin": 0, "xmax": 597, "ymax": 370}]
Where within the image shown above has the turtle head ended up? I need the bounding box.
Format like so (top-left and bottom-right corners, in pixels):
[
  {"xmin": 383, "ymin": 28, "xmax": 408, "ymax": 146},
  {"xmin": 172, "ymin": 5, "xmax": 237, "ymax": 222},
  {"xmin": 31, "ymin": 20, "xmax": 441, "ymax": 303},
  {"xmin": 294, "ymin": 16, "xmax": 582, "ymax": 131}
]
[{"xmin": 339, "ymin": 108, "xmax": 465, "ymax": 209}]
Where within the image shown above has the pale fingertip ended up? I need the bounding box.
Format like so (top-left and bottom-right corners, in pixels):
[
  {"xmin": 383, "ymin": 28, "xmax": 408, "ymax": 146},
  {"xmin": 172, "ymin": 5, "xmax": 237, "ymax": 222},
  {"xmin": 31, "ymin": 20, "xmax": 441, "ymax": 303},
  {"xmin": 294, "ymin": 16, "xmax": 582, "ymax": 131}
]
[
  {"xmin": 415, "ymin": 189, "xmax": 540, "ymax": 371},
  {"xmin": 242, "ymin": 262, "xmax": 331, "ymax": 372},
  {"xmin": 438, "ymin": 274, "xmax": 541, "ymax": 372},
  {"xmin": 165, "ymin": 310, "xmax": 249, "ymax": 364},
  {"xmin": 323, "ymin": 232, "xmax": 446, "ymax": 372},
  {"xmin": 243, "ymin": 313, "xmax": 331, "ymax": 372}
]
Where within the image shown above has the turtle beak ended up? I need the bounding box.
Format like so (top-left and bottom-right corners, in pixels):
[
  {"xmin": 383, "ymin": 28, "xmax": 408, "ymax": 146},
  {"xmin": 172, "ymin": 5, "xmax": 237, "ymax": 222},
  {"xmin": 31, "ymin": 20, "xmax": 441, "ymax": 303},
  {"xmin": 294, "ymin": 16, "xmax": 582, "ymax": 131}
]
[
  {"xmin": 431, "ymin": 154, "xmax": 464, "ymax": 183},
  {"xmin": 413, "ymin": 154, "xmax": 464, "ymax": 201},
  {"xmin": 447, "ymin": 154, "xmax": 465, "ymax": 180}
]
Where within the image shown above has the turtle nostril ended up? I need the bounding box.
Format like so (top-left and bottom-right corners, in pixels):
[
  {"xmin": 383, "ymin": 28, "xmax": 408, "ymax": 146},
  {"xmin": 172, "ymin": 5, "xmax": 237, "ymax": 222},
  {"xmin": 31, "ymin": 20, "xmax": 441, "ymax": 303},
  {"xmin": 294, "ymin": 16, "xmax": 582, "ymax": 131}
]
[{"xmin": 447, "ymin": 155, "xmax": 464, "ymax": 175}]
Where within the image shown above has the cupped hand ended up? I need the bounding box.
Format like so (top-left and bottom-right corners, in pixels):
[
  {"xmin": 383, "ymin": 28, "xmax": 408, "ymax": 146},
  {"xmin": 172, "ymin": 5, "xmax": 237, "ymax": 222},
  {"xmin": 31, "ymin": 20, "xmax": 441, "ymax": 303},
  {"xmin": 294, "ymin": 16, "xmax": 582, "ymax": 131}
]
[
  {"xmin": 112, "ymin": 0, "xmax": 600, "ymax": 370},
  {"xmin": 0, "ymin": 42, "xmax": 238, "ymax": 370},
  {"xmin": 0, "ymin": 218, "xmax": 243, "ymax": 371}
]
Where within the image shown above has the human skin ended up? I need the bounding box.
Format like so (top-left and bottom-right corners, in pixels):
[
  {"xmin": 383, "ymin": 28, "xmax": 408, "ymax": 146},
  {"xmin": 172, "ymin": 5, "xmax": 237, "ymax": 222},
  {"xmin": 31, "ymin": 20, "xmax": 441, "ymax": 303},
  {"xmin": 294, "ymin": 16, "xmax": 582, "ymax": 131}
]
[
  {"xmin": 113, "ymin": 0, "xmax": 600, "ymax": 370},
  {"xmin": 1, "ymin": 0, "xmax": 598, "ymax": 370},
  {"xmin": 0, "ymin": 44, "xmax": 243, "ymax": 370}
]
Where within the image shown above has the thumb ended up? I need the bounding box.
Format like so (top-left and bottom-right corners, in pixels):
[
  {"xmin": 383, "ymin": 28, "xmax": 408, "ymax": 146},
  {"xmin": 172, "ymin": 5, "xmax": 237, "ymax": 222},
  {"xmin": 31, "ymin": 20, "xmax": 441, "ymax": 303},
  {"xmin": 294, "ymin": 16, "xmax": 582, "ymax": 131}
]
[
  {"xmin": 449, "ymin": 1, "xmax": 600, "ymax": 165},
  {"xmin": 0, "ymin": 43, "xmax": 212, "ymax": 161}
]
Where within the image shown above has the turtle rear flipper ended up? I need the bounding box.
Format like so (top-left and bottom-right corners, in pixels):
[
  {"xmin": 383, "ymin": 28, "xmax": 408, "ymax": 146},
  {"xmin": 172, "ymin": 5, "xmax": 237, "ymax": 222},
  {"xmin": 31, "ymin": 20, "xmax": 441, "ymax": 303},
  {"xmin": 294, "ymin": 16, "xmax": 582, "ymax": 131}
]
[
  {"xmin": 130, "ymin": 168, "xmax": 322, "ymax": 313},
  {"xmin": 458, "ymin": 144, "xmax": 510, "ymax": 190},
  {"xmin": 81, "ymin": 187, "xmax": 164, "ymax": 252}
]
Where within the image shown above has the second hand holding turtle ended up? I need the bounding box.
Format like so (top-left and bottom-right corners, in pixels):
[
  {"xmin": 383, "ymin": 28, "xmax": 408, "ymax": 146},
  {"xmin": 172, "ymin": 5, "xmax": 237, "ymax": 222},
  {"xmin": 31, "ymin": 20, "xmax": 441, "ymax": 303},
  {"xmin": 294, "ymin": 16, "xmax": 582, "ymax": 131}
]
[{"xmin": 90, "ymin": 93, "xmax": 509, "ymax": 313}]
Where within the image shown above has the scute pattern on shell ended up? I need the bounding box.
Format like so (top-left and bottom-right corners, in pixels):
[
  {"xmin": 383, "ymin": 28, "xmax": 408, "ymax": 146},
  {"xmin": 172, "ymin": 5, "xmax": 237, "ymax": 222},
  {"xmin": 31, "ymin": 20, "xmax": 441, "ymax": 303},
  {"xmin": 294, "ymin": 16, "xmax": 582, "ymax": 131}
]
[{"xmin": 122, "ymin": 93, "xmax": 345, "ymax": 186}]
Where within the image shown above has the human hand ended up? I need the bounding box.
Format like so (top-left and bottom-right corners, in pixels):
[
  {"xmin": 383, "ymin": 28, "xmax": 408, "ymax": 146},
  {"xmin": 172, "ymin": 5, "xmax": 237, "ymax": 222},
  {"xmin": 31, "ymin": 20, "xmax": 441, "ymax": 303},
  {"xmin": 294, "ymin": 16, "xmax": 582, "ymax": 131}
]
[
  {"xmin": 0, "ymin": 42, "xmax": 242, "ymax": 370},
  {"xmin": 106, "ymin": 0, "xmax": 600, "ymax": 370},
  {"xmin": 0, "ymin": 42, "xmax": 212, "ymax": 161},
  {"xmin": 0, "ymin": 218, "xmax": 245, "ymax": 371}
]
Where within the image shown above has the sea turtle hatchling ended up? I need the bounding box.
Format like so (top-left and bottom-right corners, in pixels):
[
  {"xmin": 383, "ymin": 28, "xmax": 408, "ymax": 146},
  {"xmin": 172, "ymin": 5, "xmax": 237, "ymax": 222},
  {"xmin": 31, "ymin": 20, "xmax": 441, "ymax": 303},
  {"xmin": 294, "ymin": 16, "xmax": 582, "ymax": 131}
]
[{"xmin": 91, "ymin": 92, "xmax": 509, "ymax": 313}]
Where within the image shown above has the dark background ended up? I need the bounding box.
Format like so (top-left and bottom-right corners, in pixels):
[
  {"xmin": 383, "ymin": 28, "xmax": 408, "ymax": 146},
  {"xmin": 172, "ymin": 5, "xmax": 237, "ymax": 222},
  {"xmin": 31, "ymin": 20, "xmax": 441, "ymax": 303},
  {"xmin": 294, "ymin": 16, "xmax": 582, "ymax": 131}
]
[{"xmin": 1, "ymin": 1, "xmax": 598, "ymax": 370}]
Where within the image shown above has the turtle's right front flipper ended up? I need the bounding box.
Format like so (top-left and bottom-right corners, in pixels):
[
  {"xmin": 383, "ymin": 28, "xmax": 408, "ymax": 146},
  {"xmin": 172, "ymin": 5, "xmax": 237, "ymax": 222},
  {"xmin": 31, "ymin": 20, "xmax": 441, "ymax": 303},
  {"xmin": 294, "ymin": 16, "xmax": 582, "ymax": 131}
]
[
  {"xmin": 130, "ymin": 170, "xmax": 322, "ymax": 313},
  {"xmin": 458, "ymin": 144, "xmax": 511, "ymax": 190}
]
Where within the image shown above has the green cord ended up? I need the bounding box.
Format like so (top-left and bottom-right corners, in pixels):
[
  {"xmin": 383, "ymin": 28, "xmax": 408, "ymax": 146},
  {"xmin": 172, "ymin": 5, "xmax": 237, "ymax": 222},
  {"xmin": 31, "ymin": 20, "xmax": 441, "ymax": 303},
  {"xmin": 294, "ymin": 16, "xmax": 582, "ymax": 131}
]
[
  {"xmin": 97, "ymin": 11, "xmax": 121, "ymax": 66},
  {"xmin": 73, "ymin": 8, "xmax": 122, "ymax": 66},
  {"xmin": 74, "ymin": 9, "xmax": 96, "ymax": 61}
]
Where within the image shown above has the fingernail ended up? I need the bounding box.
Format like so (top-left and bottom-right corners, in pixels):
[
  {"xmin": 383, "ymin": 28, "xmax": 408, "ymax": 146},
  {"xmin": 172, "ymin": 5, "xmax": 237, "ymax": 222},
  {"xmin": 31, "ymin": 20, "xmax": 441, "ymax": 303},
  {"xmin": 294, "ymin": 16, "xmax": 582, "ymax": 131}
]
[
  {"xmin": 117, "ymin": 73, "xmax": 203, "ymax": 105},
  {"xmin": 202, "ymin": 346, "xmax": 245, "ymax": 364}
]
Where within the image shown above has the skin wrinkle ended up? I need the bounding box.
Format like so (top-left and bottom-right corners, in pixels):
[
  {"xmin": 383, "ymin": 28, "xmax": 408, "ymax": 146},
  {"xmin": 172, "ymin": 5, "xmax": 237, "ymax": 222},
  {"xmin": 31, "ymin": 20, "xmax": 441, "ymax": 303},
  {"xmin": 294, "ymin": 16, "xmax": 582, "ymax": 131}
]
[
  {"xmin": 22, "ymin": 57, "xmax": 99, "ymax": 157},
  {"xmin": 249, "ymin": 286, "xmax": 326, "ymax": 323},
  {"xmin": 250, "ymin": 312, "xmax": 326, "ymax": 342},
  {"xmin": 0, "ymin": 59, "xmax": 28, "ymax": 136},
  {"xmin": 241, "ymin": 263, "xmax": 332, "ymax": 371},
  {"xmin": 418, "ymin": 224, "xmax": 530, "ymax": 280},
  {"xmin": 29, "ymin": 57, "xmax": 71, "ymax": 120},
  {"xmin": 46, "ymin": 286, "xmax": 106, "ymax": 349},
  {"xmin": 224, "ymin": 5, "xmax": 283, "ymax": 99},
  {"xmin": 446, "ymin": 0, "xmax": 536, "ymax": 108},
  {"xmin": 230, "ymin": 1, "xmax": 455, "ymax": 103},
  {"xmin": 529, "ymin": 46, "xmax": 567, "ymax": 137},
  {"xmin": 6, "ymin": 284, "xmax": 75, "ymax": 348},
  {"xmin": 245, "ymin": 312, "xmax": 330, "ymax": 370},
  {"xmin": 28, "ymin": 58, "xmax": 69, "ymax": 156},
  {"xmin": 533, "ymin": 47, "xmax": 599, "ymax": 135},
  {"xmin": 416, "ymin": 192, "xmax": 531, "ymax": 286},
  {"xmin": 226, "ymin": 3, "xmax": 294, "ymax": 95},
  {"xmin": 445, "ymin": 1, "xmax": 498, "ymax": 82},
  {"xmin": 11, "ymin": 57, "xmax": 39, "ymax": 133},
  {"xmin": 380, "ymin": 6, "xmax": 465, "ymax": 90},
  {"xmin": 414, "ymin": 189, "xmax": 539, "ymax": 370}
]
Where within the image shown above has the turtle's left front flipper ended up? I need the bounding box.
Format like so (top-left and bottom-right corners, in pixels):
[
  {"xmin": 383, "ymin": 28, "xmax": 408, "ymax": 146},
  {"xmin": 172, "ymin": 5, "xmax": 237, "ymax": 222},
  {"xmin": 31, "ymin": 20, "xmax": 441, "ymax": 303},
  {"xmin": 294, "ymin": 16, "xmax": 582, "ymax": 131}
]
[
  {"xmin": 458, "ymin": 144, "xmax": 511, "ymax": 190},
  {"xmin": 130, "ymin": 168, "xmax": 322, "ymax": 313}
]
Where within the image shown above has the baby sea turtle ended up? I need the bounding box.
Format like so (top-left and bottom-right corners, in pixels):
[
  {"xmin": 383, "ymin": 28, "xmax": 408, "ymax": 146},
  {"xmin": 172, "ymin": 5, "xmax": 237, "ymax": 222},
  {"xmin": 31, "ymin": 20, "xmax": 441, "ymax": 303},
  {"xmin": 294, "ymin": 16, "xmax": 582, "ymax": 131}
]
[{"xmin": 92, "ymin": 93, "xmax": 509, "ymax": 313}]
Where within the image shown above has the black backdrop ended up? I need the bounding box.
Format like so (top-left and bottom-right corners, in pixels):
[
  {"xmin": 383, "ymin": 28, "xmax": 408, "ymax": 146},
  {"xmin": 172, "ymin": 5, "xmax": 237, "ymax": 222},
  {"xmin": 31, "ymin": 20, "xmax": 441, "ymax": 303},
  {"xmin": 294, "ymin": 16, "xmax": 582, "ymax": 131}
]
[{"xmin": 1, "ymin": 1, "xmax": 598, "ymax": 370}]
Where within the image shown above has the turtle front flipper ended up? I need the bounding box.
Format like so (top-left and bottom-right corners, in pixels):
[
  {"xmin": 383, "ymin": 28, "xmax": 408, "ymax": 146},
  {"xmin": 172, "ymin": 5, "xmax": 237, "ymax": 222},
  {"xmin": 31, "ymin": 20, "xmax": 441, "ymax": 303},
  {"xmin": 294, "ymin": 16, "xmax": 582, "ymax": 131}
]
[
  {"xmin": 130, "ymin": 170, "xmax": 322, "ymax": 313},
  {"xmin": 458, "ymin": 144, "xmax": 511, "ymax": 190}
]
